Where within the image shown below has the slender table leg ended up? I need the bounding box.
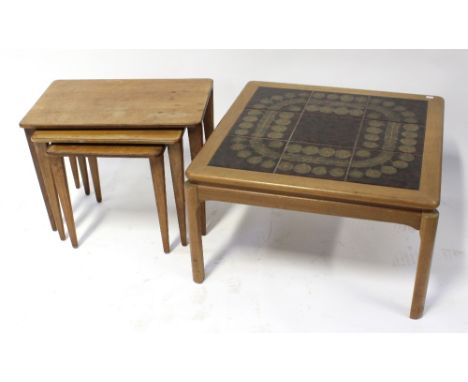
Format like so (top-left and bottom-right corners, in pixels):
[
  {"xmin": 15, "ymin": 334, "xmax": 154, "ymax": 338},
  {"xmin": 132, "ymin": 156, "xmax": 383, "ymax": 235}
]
[
  {"xmin": 203, "ymin": 89, "xmax": 214, "ymax": 140},
  {"xmin": 186, "ymin": 182, "xmax": 205, "ymax": 283},
  {"xmin": 88, "ymin": 157, "xmax": 102, "ymax": 203},
  {"xmin": 24, "ymin": 130, "xmax": 57, "ymax": 231},
  {"xmin": 187, "ymin": 124, "xmax": 207, "ymax": 235},
  {"xmin": 68, "ymin": 156, "xmax": 81, "ymax": 188},
  {"xmin": 410, "ymin": 210, "xmax": 439, "ymax": 319},
  {"xmin": 149, "ymin": 155, "xmax": 170, "ymax": 254},
  {"xmin": 168, "ymin": 140, "xmax": 187, "ymax": 246},
  {"xmin": 50, "ymin": 156, "xmax": 78, "ymax": 248},
  {"xmin": 34, "ymin": 142, "xmax": 66, "ymax": 240},
  {"xmin": 78, "ymin": 156, "xmax": 90, "ymax": 195}
]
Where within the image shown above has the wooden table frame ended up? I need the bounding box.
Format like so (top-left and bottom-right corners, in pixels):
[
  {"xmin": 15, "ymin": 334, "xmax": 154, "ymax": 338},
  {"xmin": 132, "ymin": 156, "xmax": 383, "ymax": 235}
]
[
  {"xmin": 185, "ymin": 81, "xmax": 444, "ymax": 319},
  {"xmin": 20, "ymin": 79, "xmax": 214, "ymax": 235}
]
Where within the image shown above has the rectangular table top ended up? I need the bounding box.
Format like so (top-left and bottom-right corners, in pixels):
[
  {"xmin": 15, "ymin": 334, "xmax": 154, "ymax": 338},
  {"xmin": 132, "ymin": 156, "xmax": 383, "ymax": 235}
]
[
  {"xmin": 186, "ymin": 81, "xmax": 444, "ymax": 210},
  {"xmin": 20, "ymin": 79, "xmax": 213, "ymax": 129}
]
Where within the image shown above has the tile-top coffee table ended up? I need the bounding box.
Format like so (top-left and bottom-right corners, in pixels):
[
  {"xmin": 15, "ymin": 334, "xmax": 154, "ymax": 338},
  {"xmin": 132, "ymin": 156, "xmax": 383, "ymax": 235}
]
[{"xmin": 185, "ymin": 81, "xmax": 444, "ymax": 319}]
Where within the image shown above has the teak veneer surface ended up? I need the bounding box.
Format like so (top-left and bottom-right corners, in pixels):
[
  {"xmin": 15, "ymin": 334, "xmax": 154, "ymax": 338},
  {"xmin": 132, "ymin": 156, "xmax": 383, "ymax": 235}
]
[
  {"xmin": 20, "ymin": 79, "xmax": 213, "ymax": 128},
  {"xmin": 47, "ymin": 144, "xmax": 163, "ymax": 158}
]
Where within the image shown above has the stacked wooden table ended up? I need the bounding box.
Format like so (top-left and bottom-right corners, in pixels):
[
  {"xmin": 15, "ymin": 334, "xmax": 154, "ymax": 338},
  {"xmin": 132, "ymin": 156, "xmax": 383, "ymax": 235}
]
[
  {"xmin": 20, "ymin": 79, "xmax": 213, "ymax": 248},
  {"xmin": 185, "ymin": 81, "xmax": 444, "ymax": 319}
]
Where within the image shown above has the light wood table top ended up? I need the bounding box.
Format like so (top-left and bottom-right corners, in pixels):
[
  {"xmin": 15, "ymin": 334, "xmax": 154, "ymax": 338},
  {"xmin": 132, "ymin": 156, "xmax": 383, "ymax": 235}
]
[
  {"xmin": 186, "ymin": 81, "xmax": 444, "ymax": 210},
  {"xmin": 20, "ymin": 79, "xmax": 213, "ymax": 129}
]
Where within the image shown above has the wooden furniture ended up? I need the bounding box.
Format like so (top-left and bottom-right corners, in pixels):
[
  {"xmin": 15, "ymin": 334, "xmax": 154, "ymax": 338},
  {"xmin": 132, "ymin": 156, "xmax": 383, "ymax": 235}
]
[
  {"xmin": 20, "ymin": 79, "xmax": 213, "ymax": 241},
  {"xmin": 185, "ymin": 81, "xmax": 444, "ymax": 319},
  {"xmin": 31, "ymin": 129, "xmax": 187, "ymax": 250}
]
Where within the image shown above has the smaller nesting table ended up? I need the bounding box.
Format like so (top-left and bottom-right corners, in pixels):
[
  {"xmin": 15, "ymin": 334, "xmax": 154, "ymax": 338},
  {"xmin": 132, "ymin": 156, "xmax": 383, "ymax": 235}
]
[{"xmin": 185, "ymin": 81, "xmax": 444, "ymax": 319}]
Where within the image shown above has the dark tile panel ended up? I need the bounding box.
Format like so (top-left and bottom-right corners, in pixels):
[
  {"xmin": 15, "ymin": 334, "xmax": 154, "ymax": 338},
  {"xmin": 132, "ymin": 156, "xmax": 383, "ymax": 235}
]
[
  {"xmin": 246, "ymin": 87, "xmax": 310, "ymax": 112},
  {"xmin": 366, "ymin": 96, "xmax": 428, "ymax": 125},
  {"xmin": 209, "ymin": 135, "xmax": 286, "ymax": 173},
  {"xmin": 290, "ymin": 112, "xmax": 362, "ymax": 148},
  {"xmin": 347, "ymin": 149, "xmax": 423, "ymax": 189}
]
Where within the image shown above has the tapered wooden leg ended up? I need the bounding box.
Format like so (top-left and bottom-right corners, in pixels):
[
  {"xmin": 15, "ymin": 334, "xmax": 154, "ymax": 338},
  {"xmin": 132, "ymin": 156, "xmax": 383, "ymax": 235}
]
[
  {"xmin": 78, "ymin": 156, "xmax": 90, "ymax": 195},
  {"xmin": 88, "ymin": 156, "xmax": 102, "ymax": 203},
  {"xmin": 149, "ymin": 155, "xmax": 170, "ymax": 254},
  {"xmin": 68, "ymin": 156, "xmax": 80, "ymax": 189},
  {"xmin": 203, "ymin": 89, "xmax": 214, "ymax": 140},
  {"xmin": 186, "ymin": 182, "xmax": 205, "ymax": 283},
  {"xmin": 50, "ymin": 156, "xmax": 78, "ymax": 248},
  {"xmin": 25, "ymin": 130, "xmax": 57, "ymax": 231},
  {"xmin": 33, "ymin": 143, "xmax": 66, "ymax": 240},
  {"xmin": 410, "ymin": 211, "xmax": 439, "ymax": 319},
  {"xmin": 187, "ymin": 124, "xmax": 207, "ymax": 235},
  {"xmin": 168, "ymin": 140, "xmax": 187, "ymax": 246}
]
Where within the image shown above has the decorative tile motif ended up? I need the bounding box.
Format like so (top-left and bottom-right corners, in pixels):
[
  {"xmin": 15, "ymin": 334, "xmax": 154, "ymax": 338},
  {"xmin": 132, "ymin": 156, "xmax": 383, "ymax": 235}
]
[{"xmin": 209, "ymin": 86, "xmax": 428, "ymax": 189}]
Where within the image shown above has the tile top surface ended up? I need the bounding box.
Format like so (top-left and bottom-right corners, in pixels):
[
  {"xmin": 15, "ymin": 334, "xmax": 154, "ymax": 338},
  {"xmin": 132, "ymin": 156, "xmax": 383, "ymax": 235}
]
[
  {"xmin": 20, "ymin": 79, "xmax": 213, "ymax": 128},
  {"xmin": 209, "ymin": 86, "xmax": 428, "ymax": 189}
]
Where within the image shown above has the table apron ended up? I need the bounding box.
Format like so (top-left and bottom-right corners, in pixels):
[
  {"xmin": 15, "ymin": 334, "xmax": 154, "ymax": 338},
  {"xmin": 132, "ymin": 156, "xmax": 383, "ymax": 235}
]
[{"xmin": 196, "ymin": 184, "xmax": 423, "ymax": 230}]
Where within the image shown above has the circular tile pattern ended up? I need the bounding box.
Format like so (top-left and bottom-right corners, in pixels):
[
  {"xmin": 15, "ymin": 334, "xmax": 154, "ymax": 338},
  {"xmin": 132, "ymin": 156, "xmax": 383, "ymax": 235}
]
[
  {"xmin": 247, "ymin": 109, "xmax": 262, "ymax": 116},
  {"xmin": 399, "ymin": 153, "xmax": 415, "ymax": 162},
  {"xmin": 334, "ymin": 107, "xmax": 348, "ymax": 116},
  {"xmin": 364, "ymin": 134, "xmax": 379, "ymax": 141},
  {"xmin": 393, "ymin": 160, "xmax": 408, "ymax": 169},
  {"xmin": 382, "ymin": 100, "xmax": 395, "ymax": 107},
  {"xmin": 365, "ymin": 169, "xmax": 381, "ymax": 178},
  {"xmin": 243, "ymin": 116, "xmax": 258, "ymax": 122},
  {"xmin": 349, "ymin": 170, "xmax": 363, "ymax": 178},
  {"xmin": 330, "ymin": 168, "xmax": 345, "ymax": 177},
  {"xmin": 261, "ymin": 160, "xmax": 276, "ymax": 169},
  {"xmin": 230, "ymin": 143, "xmax": 246, "ymax": 150},
  {"xmin": 335, "ymin": 149, "xmax": 352, "ymax": 159},
  {"xmin": 400, "ymin": 138, "xmax": 417, "ymax": 146},
  {"xmin": 239, "ymin": 122, "xmax": 254, "ymax": 129},
  {"xmin": 402, "ymin": 131, "xmax": 417, "ymax": 139},
  {"xmin": 313, "ymin": 92, "xmax": 325, "ymax": 99},
  {"xmin": 271, "ymin": 125, "xmax": 287, "ymax": 132},
  {"xmin": 267, "ymin": 132, "xmax": 284, "ymax": 139},
  {"xmin": 341, "ymin": 95, "xmax": 354, "ymax": 102},
  {"xmin": 237, "ymin": 150, "xmax": 251, "ymax": 158},
  {"xmin": 356, "ymin": 149, "xmax": 371, "ymax": 158},
  {"xmin": 268, "ymin": 140, "xmax": 284, "ymax": 149},
  {"xmin": 305, "ymin": 105, "xmax": 320, "ymax": 112},
  {"xmin": 260, "ymin": 99, "xmax": 272, "ymax": 104},
  {"xmin": 320, "ymin": 106, "xmax": 333, "ymax": 113},
  {"xmin": 279, "ymin": 112, "xmax": 295, "ymax": 118},
  {"xmin": 367, "ymin": 112, "xmax": 380, "ymax": 119},
  {"xmin": 277, "ymin": 161, "xmax": 293, "ymax": 171},
  {"xmin": 319, "ymin": 147, "xmax": 335, "ymax": 157},
  {"xmin": 234, "ymin": 129, "xmax": 250, "ymax": 136},
  {"xmin": 349, "ymin": 109, "xmax": 363, "ymax": 117},
  {"xmin": 327, "ymin": 94, "xmax": 339, "ymax": 100},
  {"xmin": 363, "ymin": 141, "xmax": 379, "ymax": 149},
  {"xmin": 275, "ymin": 118, "xmax": 291, "ymax": 126},
  {"xmin": 247, "ymin": 156, "xmax": 263, "ymax": 165},
  {"xmin": 302, "ymin": 145, "xmax": 319, "ymax": 155},
  {"xmin": 312, "ymin": 166, "xmax": 327, "ymax": 176},
  {"xmin": 285, "ymin": 93, "xmax": 296, "ymax": 99},
  {"xmin": 288, "ymin": 106, "xmax": 301, "ymax": 112},
  {"xmin": 286, "ymin": 143, "xmax": 303, "ymax": 153},
  {"xmin": 271, "ymin": 95, "xmax": 284, "ymax": 101},
  {"xmin": 294, "ymin": 163, "xmax": 312, "ymax": 174},
  {"xmin": 381, "ymin": 165, "xmax": 397, "ymax": 174},
  {"xmin": 253, "ymin": 103, "xmax": 266, "ymax": 109},
  {"xmin": 366, "ymin": 127, "xmax": 383, "ymax": 134},
  {"xmin": 399, "ymin": 145, "xmax": 416, "ymax": 153}
]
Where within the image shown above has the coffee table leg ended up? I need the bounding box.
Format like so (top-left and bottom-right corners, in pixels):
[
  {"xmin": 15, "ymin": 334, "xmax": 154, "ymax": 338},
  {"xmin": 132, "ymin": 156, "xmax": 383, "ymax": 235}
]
[
  {"xmin": 88, "ymin": 157, "xmax": 102, "ymax": 203},
  {"xmin": 410, "ymin": 210, "xmax": 439, "ymax": 319},
  {"xmin": 186, "ymin": 182, "xmax": 205, "ymax": 283},
  {"xmin": 187, "ymin": 124, "xmax": 207, "ymax": 235},
  {"xmin": 68, "ymin": 156, "xmax": 81, "ymax": 188},
  {"xmin": 78, "ymin": 156, "xmax": 90, "ymax": 195},
  {"xmin": 203, "ymin": 89, "xmax": 214, "ymax": 140},
  {"xmin": 34, "ymin": 142, "xmax": 66, "ymax": 240},
  {"xmin": 24, "ymin": 130, "xmax": 57, "ymax": 231},
  {"xmin": 168, "ymin": 140, "xmax": 188, "ymax": 246}
]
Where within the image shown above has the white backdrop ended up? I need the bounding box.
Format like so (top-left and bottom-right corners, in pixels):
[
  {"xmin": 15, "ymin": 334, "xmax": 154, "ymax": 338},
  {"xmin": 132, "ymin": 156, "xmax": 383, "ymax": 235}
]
[{"xmin": 0, "ymin": 51, "xmax": 466, "ymax": 337}]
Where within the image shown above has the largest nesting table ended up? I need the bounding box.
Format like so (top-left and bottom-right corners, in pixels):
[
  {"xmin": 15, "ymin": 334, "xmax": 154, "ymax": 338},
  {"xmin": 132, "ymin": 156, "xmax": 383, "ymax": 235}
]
[{"xmin": 185, "ymin": 81, "xmax": 444, "ymax": 319}]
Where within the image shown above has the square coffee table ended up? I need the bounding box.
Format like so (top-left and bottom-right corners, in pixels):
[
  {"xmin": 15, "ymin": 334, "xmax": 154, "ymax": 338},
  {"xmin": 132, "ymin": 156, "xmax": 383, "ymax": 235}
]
[
  {"xmin": 20, "ymin": 79, "xmax": 213, "ymax": 234},
  {"xmin": 185, "ymin": 81, "xmax": 444, "ymax": 319}
]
